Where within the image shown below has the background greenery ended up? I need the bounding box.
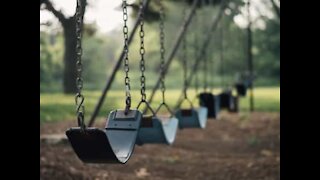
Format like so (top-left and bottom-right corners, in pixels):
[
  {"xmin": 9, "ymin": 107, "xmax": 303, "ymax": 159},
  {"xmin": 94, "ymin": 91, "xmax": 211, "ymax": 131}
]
[
  {"xmin": 40, "ymin": 87, "xmax": 280, "ymax": 123},
  {"xmin": 40, "ymin": 0, "xmax": 280, "ymax": 122}
]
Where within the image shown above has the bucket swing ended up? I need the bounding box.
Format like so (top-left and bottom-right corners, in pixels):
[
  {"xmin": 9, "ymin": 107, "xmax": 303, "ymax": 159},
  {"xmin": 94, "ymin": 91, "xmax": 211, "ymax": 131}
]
[{"xmin": 66, "ymin": 0, "xmax": 142, "ymax": 164}]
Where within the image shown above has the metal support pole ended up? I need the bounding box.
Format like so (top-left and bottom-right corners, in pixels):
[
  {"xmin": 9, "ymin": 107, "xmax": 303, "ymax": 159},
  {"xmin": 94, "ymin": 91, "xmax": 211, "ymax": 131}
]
[{"xmin": 247, "ymin": 0, "xmax": 254, "ymax": 112}]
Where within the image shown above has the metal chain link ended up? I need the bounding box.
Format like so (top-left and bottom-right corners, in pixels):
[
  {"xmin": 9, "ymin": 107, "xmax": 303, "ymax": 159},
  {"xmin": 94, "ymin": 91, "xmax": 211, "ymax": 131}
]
[
  {"xmin": 220, "ymin": 16, "xmax": 225, "ymax": 89},
  {"xmin": 159, "ymin": 0, "xmax": 166, "ymax": 103},
  {"xmin": 182, "ymin": 8, "xmax": 188, "ymax": 99},
  {"xmin": 139, "ymin": 0, "xmax": 146, "ymax": 102},
  {"xmin": 209, "ymin": 39, "xmax": 214, "ymax": 92},
  {"xmin": 75, "ymin": 0, "xmax": 85, "ymax": 131},
  {"xmin": 199, "ymin": 2, "xmax": 208, "ymax": 92},
  {"xmin": 122, "ymin": 0, "xmax": 131, "ymax": 113},
  {"xmin": 193, "ymin": 10, "xmax": 199, "ymax": 95},
  {"xmin": 203, "ymin": 49, "xmax": 208, "ymax": 91}
]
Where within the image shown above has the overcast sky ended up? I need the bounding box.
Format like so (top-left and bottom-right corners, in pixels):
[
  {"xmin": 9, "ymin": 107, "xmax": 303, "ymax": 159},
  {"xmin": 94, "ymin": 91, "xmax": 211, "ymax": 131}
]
[{"xmin": 40, "ymin": 0, "xmax": 130, "ymax": 33}]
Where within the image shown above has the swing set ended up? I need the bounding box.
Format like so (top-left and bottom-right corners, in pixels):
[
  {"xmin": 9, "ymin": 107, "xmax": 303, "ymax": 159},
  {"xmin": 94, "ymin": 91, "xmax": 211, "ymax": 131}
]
[{"xmin": 64, "ymin": 0, "xmax": 254, "ymax": 164}]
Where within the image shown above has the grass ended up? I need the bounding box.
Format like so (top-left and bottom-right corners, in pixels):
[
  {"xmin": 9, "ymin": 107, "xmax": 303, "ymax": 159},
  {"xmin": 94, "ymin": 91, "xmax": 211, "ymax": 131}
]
[{"xmin": 40, "ymin": 87, "xmax": 280, "ymax": 123}]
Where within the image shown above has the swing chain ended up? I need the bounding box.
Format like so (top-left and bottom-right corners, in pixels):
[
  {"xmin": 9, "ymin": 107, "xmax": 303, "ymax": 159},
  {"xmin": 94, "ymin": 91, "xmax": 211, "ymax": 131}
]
[
  {"xmin": 202, "ymin": 6, "xmax": 208, "ymax": 92},
  {"xmin": 75, "ymin": 0, "xmax": 86, "ymax": 131},
  {"xmin": 182, "ymin": 8, "xmax": 188, "ymax": 99},
  {"xmin": 203, "ymin": 49, "xmax": 208, "ymax": 91},
  {"xmin": 209, "ymin": 40, "xmax": 214, "ymax": 92},
  {"xmin": 139, "ymin": 0, "xmax": 146, "ymax": 102},
  {"xmin": 159, "ymin": 0, "xmax": 166, "ymax": 103},
  {"xmin": 193, "ymin": 10, "xmax": 199, "ymax": 95},
  {"xmin": 198, "ymin": 4, "xmax": 208, "ymax": 92},
  {"xmin": 122, "ymin": 0, "xmax": 131, "ymax": 113},
  {"xmin": 220, "ymin": 17, "xmax": 225, "ymax": 89}
]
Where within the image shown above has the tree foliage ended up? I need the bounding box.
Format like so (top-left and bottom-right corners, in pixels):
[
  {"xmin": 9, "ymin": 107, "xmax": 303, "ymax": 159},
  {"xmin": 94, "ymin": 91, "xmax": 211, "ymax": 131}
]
[{"xmin": 40, "ymin": 0, "xmax": 280, "ymax": 92}]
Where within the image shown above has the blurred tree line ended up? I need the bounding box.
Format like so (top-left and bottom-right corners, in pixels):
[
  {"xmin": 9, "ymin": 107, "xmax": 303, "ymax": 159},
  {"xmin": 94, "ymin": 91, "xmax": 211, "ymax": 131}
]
[
  {"xmin": 40, "ymin": 23, "xmax": 121, "ymax": 92},
  {"xmin": 40, "ymin": 0, "xmax": 279, "ymax": 93}
]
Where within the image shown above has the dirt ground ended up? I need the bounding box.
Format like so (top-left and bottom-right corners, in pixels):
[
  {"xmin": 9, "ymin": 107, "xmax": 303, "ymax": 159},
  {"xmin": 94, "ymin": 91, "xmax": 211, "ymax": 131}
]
[{"xmin": 40, "ymin": 111, "xmax": 280, "ymax": 180}]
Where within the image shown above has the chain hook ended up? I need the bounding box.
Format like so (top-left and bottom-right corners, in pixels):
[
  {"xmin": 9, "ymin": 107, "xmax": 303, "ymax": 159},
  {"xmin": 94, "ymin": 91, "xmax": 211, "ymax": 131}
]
[{"xmin": 77, "ymin": 111, "xmax": 86, "ymax": 132}]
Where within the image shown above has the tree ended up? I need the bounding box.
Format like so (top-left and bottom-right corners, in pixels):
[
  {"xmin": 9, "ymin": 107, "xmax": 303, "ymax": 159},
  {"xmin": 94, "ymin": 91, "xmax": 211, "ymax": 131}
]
[{"xmin": 41, "ymin": 0, "xmax": 87, "ymax": 94}]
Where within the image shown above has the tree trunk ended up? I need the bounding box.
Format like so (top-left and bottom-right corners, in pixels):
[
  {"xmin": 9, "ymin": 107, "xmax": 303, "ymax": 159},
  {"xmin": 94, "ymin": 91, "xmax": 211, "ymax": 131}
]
[
  {"xmin": 42, "ymin": 0, "xmax": 87, "ymax": 94},
  {"xmin": 62, "ymin": 17, "xmax": 77, "ymax": 94}
]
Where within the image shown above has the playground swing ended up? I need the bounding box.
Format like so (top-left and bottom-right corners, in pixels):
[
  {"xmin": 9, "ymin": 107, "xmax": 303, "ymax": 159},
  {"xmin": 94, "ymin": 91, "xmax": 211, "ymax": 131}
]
[
  {"xmin": 175, "ymin": 83, "xmax": 208, "ymax": 129},
  {"xmin": 234, "ymin": 30, "xmax": 251, "ymax": 97},
  {"xmin": 216, "ymin": 16, "xmax": 237, "ymax": 112},
  {"xmin": 198, "ymin": 29, "xmax": 220, "ymax": 118},
  {"xmin": 195, "ymin": 6, "xmax": 220, "ymax": 119},
  {"xmin": 65, "ymin": 0, "xmax": 142, "ymax": 164},
  {"xmin": 134, "ymin": 0, "xmax": 178, "ymax": 145},
  {"xmin": 231, "ymin": 77, "xmax": 246, "ymax": 113},
  {"xmin": 175, "ymin": 13, "xmax": 208, "ymax": 129},
  {"xmin": 234, "ymin": 19, "xmax": 255, "ymax": 98},
  {"xmin": 235, "ymin": 82, "xmax": 247, "ymax": 96},
  {"xmin": 235, "ymin": 71, "xmax": 254, "ymax": 97},
  {"xmin": 198, "ymin": 55, "xmax": 220, "ymax": 118},
  {"xmin": 135, "ymin": 0, "xmax": 178, "ymax": 145}
]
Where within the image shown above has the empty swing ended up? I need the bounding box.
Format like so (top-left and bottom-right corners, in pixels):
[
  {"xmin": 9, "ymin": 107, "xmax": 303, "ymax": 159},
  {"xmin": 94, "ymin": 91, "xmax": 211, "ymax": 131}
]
[
  {"xmin": 235, "ymin": 82, "xmax": 247, "ymax": 96},
  {"xmin": 135, "ymin": 0, "xmax": 178, "ymax": 145},
  {"xmin": 198, "ymin": 38, "xmax": 220, "ymax": 119},
  {"xmin": 235, "ymin": 72, "xmax": 253, "ymax": 96},
  {"xmin": 65, "ymin": 0, "xmax": 142, "ymax": 164},
  {"xmin": 234, "ymin": 66, "xmax": 250, "ymax": 97},
  {"xmin": 175, "ymin": 16, "xmax": 208, "ymax": 129},
  {"xmin": 198, "ymin": 55, "xmax": 220, "ymax": 118},
  {"xmin": 234, "ymin": 21, "xmax": 255, "ymax": 97},
  {"xmin": 217, "ymin": 16, "xmax": 236, "ymax": 111}
]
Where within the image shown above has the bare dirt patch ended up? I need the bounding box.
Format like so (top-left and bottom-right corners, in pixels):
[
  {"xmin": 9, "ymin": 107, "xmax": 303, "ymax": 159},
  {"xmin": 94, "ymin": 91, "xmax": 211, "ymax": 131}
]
[{"xmin": 40, "ymin": 112, "xmax": 280, "ymax": 180}]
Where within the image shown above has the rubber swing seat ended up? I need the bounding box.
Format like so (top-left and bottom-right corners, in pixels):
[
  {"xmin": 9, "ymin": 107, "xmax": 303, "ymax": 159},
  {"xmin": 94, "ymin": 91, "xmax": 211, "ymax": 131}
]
[
  {"xmin": 175, "ymin": 106, "xmax": 208, "ymax": 129},
  {"xmin": 219, "ymin": 91, "xmax": 234, "ymax": 110},
  {"xmin": 66, "ymin": 109, "xmax": 142, "ymax": 164},
  {"xmin": 136, "ymin": 115, "xmax": 178, "ymax": 145},
  {"xmin": 199, "ymin": 92, "xmax": 220, "ymax": 119},
  {"xmin": 235, "ymin": 83, "xmax": 247, "ymax": 96}
]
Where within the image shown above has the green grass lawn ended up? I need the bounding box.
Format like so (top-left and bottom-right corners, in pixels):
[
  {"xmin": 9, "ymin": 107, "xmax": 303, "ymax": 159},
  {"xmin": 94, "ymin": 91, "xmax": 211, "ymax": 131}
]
[{"xmin": 40, "ymin": 87, "xmax": 280, "ymax": 123}]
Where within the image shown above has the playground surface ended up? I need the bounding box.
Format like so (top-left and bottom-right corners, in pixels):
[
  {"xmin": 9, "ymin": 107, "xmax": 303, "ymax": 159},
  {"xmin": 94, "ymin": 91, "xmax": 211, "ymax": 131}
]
[{"xmin": 40, "ymin": 111, "xmax": 280, "ymax": 180}]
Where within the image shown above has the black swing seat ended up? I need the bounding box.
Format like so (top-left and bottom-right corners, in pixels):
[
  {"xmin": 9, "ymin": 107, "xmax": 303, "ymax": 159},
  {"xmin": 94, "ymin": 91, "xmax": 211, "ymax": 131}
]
[
  {"xmin": 199, "ymin": 92, "xmax": 220, "ymax": 119},
  {"xmin": 219, "ymin": 90, "xmax": 234, "ymax": 110},
  {"xmin": 136, "ymin": 115, "xmax": 178, "ymax": 145},
  {"xmin": 66, "ymin": 109, "xmax": 142, "ymax": 164},
  {"xmin": 235, "ymin": 83, "xmax": 247, "ymax": 96},
  {"xmin": 175, "ymin": 107, "xmax": 208, "ymax": 129}
]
